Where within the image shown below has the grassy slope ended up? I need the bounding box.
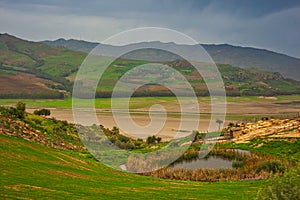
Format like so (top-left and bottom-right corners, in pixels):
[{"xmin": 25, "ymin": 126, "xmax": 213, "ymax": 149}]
[
  {"xmin": 94, "ymin": 60, "xmax": 300, "ymax": 97},
  {"xmin": 0, "ymin": 34, "xmax": 85, "ymax": 96},
  {"xmin": 0, "ymin": 34, "xmax": 85, "ymax": 78},
  {"xmin": 221, "ymin": 138, "xmax": 300, "ymax": 163},
  {"xmin": 0, "ymin": 134, "xmax": 262, "ymax": 199}
]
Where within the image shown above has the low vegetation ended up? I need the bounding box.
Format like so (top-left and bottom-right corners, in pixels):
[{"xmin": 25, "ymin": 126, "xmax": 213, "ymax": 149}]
[
  {"xmin": 256, "ymin": 164, "xmax": 300, "ymax": 200},
  {"xmin": 0, "ymin": 103, "xmax": 161, "ymax": 152},
  {"xmin": 33, "ymin": 108, "xmax": 51, "ymax": 116},
  {"xmin": 138, "ymin": 148, "xmax": 289, "ymax": 182},
  {"xmin": 0, "ymin": 134, "xmax": 262, "ymax": 199},
  {"xmin": 0, "ymin": 104, "xmax": 83, "ymax": 151},
  {"xmin": 0, "ymin": 102, "xmax": 299, "ymax": 199}
]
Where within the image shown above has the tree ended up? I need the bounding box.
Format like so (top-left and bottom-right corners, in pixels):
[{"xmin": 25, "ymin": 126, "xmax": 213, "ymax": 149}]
[
  {"xmin": 8, "ymin": 107, "xmax": 25, "ymax": 119},
  {"xmin": 156, "ymin": 137, "xmax": 162, "ymax": 143},
  {"xmin": 16, "ymin": 102, "xmax": 26, "ymax": 112},
  {"xmin": 216, "ymin": 119, "xmax": 223, "ymax": 130},
  {"xmin": 146, "ymin": 136, "xmax": 156, "ymax": 144},
  {"xmin": 146, "ymin": 135, "xmax": 161, "ymax": 144},
  {"xmin": 34, "ymin": 109, "xmax": 51, "ymax": 116},
  {"xmin": 111, "ymin": 126, "xmax": 119, "ymax": 135}
]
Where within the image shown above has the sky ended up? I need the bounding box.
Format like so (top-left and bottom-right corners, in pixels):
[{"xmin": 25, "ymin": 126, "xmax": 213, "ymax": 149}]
[{"xmin": 0, "ymin": 0, "xmax": 300, "ymax": 58}]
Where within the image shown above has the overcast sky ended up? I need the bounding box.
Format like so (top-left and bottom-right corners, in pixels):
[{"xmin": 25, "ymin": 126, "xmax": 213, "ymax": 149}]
[{"xmin": 1, "ymin": 0, "xmax": 300, "ymax": 58}]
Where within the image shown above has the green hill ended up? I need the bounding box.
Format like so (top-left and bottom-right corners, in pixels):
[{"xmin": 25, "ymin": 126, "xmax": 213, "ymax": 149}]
[
  {"xmin": 43, "ymin": 39, "xmax": 300, "ymax": 81},
  {"xmin": 94, "ymin": 59, "xmax": 300, "ymax": 97},
  {"xmin": 0, "ymin": 33, "xmax": 85, "ymax": 98},
  {"xmin": 1, "ymin": 33, "xmax": 300, "ymax": 98},
  {"xmin": 0, "ymin": 134, "xmax": 262, "ymax": 199},
  {"xmin": 0, "ymin": 105, "xmax": 262, "ymax": 199}
]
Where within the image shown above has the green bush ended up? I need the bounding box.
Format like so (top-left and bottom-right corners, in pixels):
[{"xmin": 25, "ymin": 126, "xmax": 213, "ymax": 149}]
[
  {"xmin": 232, "ymin": 160, "xmax": 245, "ymax": 168},
  {"xmin": 146, "ymin": 135, "xmax": 162, "ymax": 144},
  {"xmin": 256, "ymin": 161, "xmax": 285, "ymax": 174},
  {"xmin": 16, "ymin": 102, "xmax": 26, "ymax": 112},
  {"xmin": 33, "ymin": 109, "xmax": 51, "ymax": 116},
  {"xmin": 256, "ymin": 165, "xmax": 300, "ymax": 200},
  {"xmin": 2, "ymin": 107, "xmax": 25, "ymax": 119}
]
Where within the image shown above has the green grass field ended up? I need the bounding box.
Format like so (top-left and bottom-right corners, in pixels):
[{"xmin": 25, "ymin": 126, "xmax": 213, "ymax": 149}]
[
  {"xmin": 0, "ymin": 95, "xmax": 299, "ymax": 108},
  {"xmin": 0, "ymin": 134, "xmax": 262, "ymax": 199}
]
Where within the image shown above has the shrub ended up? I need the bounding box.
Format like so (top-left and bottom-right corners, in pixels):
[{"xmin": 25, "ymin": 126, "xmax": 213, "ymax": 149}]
[
  {"xmin": 156, "ymin": 137, "xmax": 162, "ymax": 143},
  {"xmin": 256, "ymin": 161, "xmax": 285, "ymax": 174},
  {"xmin": 146, "ymin": 136, "xmax": 156, "ymax": 144},
  {"xmin": 146, "ymin": 135, "xmax": 162, "ymax": 144},
  {"xmin": 8, "ymin": 107, "xmax": 25, "ymax": 119},
  {"xmin": 34, "ymin": 109, "xmax": 51, "ymax": 116},
  {"xmin": 256, "ymin": 165, "xmax": 300, "ymax": 200},
  {"xmin": 232, "ymin": 161, "xmax": 245, "ymax": 168},
  {"xmin": 16, "ymin": 102, "xmax": 26, "ymax": 112},
  {"xmin": 117, "ymin": 135, "xmax": 129, "ymax": 143},
  {"xmin": 111, "ymin": 126, "xmax": 119, "ymax": 134}
]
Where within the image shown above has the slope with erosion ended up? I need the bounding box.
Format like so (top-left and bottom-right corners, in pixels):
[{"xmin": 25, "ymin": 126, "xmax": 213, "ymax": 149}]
[
  {"xmin": 0, "ymin": 33, "xmax": 85, "ymax": 98},
  {"xmin": 0, "ymin": 72, "xmax": 63, "ymax": 98}
]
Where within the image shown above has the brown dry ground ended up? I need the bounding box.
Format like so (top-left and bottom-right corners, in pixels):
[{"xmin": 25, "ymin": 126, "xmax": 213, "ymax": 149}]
[
  {"xmin": 26, "ymin": 99, "xmax": 300, "ymax": 140},
  {"xmin": 0, "ymin": 72, "xmax": 57, "ymax": 94}
]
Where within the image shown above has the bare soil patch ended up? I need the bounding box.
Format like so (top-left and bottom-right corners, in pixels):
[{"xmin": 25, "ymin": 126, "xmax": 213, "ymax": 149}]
[
  {"xmin": 0, "ymin": 72, "xmax": 57, "ymax": 93},
  {"xmin": 27, "ymin": 99, "xmax": 300, "ymax": 140}
]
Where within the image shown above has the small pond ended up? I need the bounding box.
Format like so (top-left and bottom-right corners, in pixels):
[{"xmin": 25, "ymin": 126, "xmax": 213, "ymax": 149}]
[
  {"xmin": 171, "ymin": 156, "xmax": 233, "ymax": 170},
  {"xmin": 120, "ymin": 149, "xmax": 251, "ymax": 171},
  {"xmin": 170, "ymin": 149, "xmax": 251, "ymax": 170}
]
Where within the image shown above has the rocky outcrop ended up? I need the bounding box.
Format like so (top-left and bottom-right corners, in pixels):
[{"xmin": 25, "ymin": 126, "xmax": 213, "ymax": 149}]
[{"xmin": 224, "ymin": 118, "xmax": 300, "ymax": 143}]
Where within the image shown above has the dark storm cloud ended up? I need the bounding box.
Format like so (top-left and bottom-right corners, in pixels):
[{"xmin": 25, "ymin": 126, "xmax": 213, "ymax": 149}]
[
  {"xmin": 2, "ymin": 0, "xmax": 298, "ymax": 17},
  {"xmin": 0, "ymin": 0, "xmax": 299, "ymax": 57}
]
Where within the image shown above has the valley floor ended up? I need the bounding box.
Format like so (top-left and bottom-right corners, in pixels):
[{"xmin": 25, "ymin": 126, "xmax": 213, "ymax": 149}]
[{"xmin": 1, "ymin": 95, "xmax": 300, "ymax": 140}]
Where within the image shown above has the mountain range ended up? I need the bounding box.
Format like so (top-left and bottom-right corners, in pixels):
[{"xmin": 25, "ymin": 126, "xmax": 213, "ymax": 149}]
[{"xmin": 43, "ymin": 38, "xmax": 300, "ymax": 81}]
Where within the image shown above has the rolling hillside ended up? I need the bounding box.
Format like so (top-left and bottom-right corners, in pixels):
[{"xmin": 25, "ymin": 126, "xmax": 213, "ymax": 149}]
[
  {"xmin": 43, "ymin": 39, "xmax": 300, "ymax": 81},
  {"xmin": 93, "ymin": 59, "xmax": 300, "ymax": 97},
  {"xmin": 0, "ymin": 133, "xmax": 261, "ymax": 199},
  {"xmin": 1, "ymin": 104, "xmax": 299, "ymax": 199},
  {"xmin": 0, "ymin": 106, "xmax": 261, "ymax": 199},
  {"xmin": 1, "ymin": 33, "xmax": 300, "ymax": 98},
  {"xmin": 0, "ymin": 33, "xmax": 85, "ymax": 98}
]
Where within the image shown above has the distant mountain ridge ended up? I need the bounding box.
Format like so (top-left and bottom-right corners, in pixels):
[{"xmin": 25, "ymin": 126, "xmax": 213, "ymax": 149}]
[
  {"xmin": 43, "ymin": 38, "xmax": 99, "ymax": 54},
  {"xmin": 43, "ymin": 39, "xmax": 300, "ymax": 81}
]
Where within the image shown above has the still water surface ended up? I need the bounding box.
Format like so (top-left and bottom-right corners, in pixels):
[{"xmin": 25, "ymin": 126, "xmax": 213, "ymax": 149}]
[{"xmin": 171, "ymin": 156, "xmax": 233, "ymax": 170}]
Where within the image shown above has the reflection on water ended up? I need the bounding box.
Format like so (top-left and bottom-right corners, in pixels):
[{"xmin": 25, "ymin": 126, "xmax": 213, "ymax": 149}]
[
  {"xmin": 171, "ymin": 156, "xmax": 233, "ymax": 170},
  {"xmin": 171, "ymin": 149, "xmax": 251, "ymax": 170},
  {"xmin": 120, "ymin": 149, "xmax": 251, "ymax": 171}
]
